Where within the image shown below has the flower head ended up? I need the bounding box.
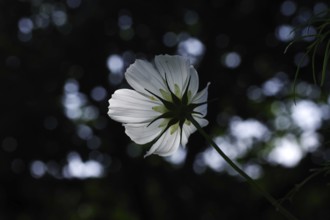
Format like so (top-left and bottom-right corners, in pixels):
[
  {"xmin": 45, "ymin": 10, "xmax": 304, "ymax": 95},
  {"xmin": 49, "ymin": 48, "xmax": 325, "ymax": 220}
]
[{"xmin": 108, "ymin": 54, "xmax": 209, "ymax": 157}]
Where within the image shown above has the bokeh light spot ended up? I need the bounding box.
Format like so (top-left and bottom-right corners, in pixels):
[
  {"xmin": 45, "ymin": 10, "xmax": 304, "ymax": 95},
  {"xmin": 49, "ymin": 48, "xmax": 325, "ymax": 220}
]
[
  {"xmin": 118, "ymin": 15, "xmax": 133, "ymax": 30},
  {"xmin": 77, "ymin": 124, "xmax": 93, "ymax": 140},
  {"xmin": 66, "ymin": 0, "xmax": 81, "ymax": 9},
  {"xmin": 184, "ymin": 10, "xmax": 199, "ymax": 25},
  {"xmin": 291, "ymin": 100, "xmax": 322, "ymax": 131},
  {"xmin": 163, "ymin": 32, "xmax": 177, "ymax": 47},
  {"xmin": 91, "ymin": 86, "xmax": 107, "ymax": 101},
  {"xmin": 244, "ymin": 164, "xmax": 263, "ymax": 179},
  {"xmin": 34, "ymin": 13, "xmax": 50, "ymax": 29},
  {"xmin": 294, "ymin": 52, "xmax": 309, "ymax": 67},
  {"xmin": 82, "ymin": 105, "xmax": 99, "ymax": 121},
  {"xmin": 177, "ymin": 37, "xmax": 205, "ymax": 64},
  {"xmin": 268, "ymin": 136, "xmax": 303, "ymax": 167},
  {"xmin": 247, "ymin": 86, "xmax": 263, "ymax": 102},
  {"xmin": 63, "ymin": 152, "xmax": 104, "ymax": 179},
  {"xmin": 165, "ymin": 147, "xmax": 187, "ymax": 165},
  {"xmin": 276, "ymin": 25, "xmax": 295, "ymax": 42},
  {"xmin": 178, "ymin": 37, "xmax": 204, "ymax": 56},
  {"xmin": 52, "ymin": 10, "xmax": 67, "ymax": 26},
  {"xmin": 223, "ymin": 52, "xmax": 241, "ymax": 69},
  {"xmin": 230, "ymin": 118, "xmax": 269, "ymax": 141},
  {"xmin": 64, "ymin": 79, "xmax": 79, "ymax": 93},
  {"xmin": 87, "ymin": 136, "xmax": 101, "ymax": 149},
  {"xmin": 275, "ymin": 115, "xmax": 291, "ymax": 130},
  {"xmin": 18, "ymin": 18, "xmax": 34, "ymax": 34},
  {"xmin": 280, "ymin": 1, "xmax": 297, "ymax": 16},
  {"xmin": 30, "ymin": 160, "xmax": 46, "ymax": 178},
  {"xmin": 107, "ymin": 54, "xmax": 124, "ymax": 74},
  {"xmin": 314, "ymin": 2, "xmax": 328, "ymax": 16},
  {"xmin": 262, "ymin": 77, "xmax": 284, "ymax": 96},
  {"xmin": 301, "ymin": 26, "xmax": 316, "ymax": 42}
]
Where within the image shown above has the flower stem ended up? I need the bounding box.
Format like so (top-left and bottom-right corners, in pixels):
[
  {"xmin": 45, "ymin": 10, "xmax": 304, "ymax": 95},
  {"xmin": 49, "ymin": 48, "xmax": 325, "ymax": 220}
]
[{"xmin": 189, "ymin": 117, "xmax": 298, "ymax": 220}]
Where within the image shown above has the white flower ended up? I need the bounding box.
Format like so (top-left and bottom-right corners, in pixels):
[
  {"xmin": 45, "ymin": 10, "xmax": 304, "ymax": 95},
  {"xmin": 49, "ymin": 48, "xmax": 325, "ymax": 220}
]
[{"xmin": 108, "ymin": 54, "xmax": 209, "ymax": 157}]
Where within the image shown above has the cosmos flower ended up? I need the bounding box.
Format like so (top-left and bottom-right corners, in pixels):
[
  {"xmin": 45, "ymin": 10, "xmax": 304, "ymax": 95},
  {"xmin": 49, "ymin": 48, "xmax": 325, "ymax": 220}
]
[{"xmin": 108, "ymin": 54, "xmax": 209, "ymax": 157}]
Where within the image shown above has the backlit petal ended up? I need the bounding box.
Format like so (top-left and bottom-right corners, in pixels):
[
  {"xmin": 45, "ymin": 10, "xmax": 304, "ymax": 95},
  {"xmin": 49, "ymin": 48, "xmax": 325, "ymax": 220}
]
[
  {"xmin": 188, "ymin": 66, "xmax": 199, "ymax": 99},
  {"xmin": 125, "ymin": 59, "xmax": 166, "ymax": 97},
  {"xmin": 144, "ymin": 125, "xmax": 181, "ymax": 157},
  {"xmin": 155, "ymin": 55, "xmax": 190, "ymax": 97},
  {"xmin": 192, "ymin": 82, "xmax": 210, "ymax": 116},
  {"xmin": 108, "ymin": 89, "xmax": 161, "ymax": 124},
  {"xmin": 124, "ymin": 119, "xmax": 163, "ymax": 145}
]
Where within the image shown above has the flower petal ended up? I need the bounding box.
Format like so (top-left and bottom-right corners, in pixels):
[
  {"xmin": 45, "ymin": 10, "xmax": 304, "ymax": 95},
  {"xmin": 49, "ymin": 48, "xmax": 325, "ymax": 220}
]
[
  {"xmin": 192, "ymin": 82, "xmax": 210, "ymax": 117},
  {"xmin": 181, "ymin": 116, "xmax": 208, "ymax": 147},
  {"xmin": 124, "ymin": 119, "xmax": 163, "ymax": 145},
  {"xmin": 125, "ymin": 59, "xmax": 166, "ymax": 97},
  {"xmin": 108, "ymin": 89, "xmax": 161, "ymax": 124},
  {"xmin": 188, "ymin": 65, "xmax": 199, "ymax": 99},
  {"xmin": 155, "ymin": 55, "xmax": 190, "ymax": 97},
  {"xmin": 181, "ymin": 122, "xmax": 194, "ymax": 147},
  {"xmin": 144, "ymin": 125, "xmax": 181, "ymax": 157}
]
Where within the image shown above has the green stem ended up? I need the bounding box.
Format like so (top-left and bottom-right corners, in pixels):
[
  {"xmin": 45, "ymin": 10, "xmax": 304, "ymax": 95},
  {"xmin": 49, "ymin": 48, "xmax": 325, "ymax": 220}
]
[
  {"xmin": 189, "ymin": 117, "xmax": 298, "ymax": 220},
  {"xmin": 280, "ymin": 166, "xmax": 328, "ymax": 204}
]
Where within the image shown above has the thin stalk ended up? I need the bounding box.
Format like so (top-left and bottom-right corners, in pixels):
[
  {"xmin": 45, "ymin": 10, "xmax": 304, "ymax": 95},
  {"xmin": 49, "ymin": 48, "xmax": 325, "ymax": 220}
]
[
  {"xmin": 321, "ymin": 39, "xmax": 330, "ymax": 86},
  {"xmin": 189, "ymin": 117, "xmax": 298, "ymax": 220},
  {"xmin": 279, "ymin": 168, "xmax": 326, "ymax": 204},
  {"xmin": 311, "ymin": 40, "xmax": 320, "ymax": 84}
]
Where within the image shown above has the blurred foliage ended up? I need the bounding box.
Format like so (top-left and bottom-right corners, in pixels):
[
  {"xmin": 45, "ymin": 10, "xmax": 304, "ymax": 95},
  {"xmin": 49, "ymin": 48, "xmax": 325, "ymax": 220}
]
[
  {"xmin": 1, "ymin": 0, "xmax": 330, "ymax": 220},
  {"xmin": 285, "ymin": 8, "xmax": 330, "ymax": 90}
]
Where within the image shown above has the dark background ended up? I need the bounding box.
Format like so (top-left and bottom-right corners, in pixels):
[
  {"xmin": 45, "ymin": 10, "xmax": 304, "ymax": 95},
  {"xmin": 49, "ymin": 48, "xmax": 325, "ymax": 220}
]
[{"xmin": 1, "ymin": 0, "xmax": 330, "ymax": 219}]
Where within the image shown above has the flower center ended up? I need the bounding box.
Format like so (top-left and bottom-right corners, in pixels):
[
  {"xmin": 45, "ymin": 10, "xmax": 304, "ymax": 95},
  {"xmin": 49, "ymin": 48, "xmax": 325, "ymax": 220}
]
[
  {"xmin": 164, "ymin": 98, "xmax": 191, "ymax": 123},
  {"xmin": 146, "ymin": 75, "xmax": 205, "ymax": 132}
]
